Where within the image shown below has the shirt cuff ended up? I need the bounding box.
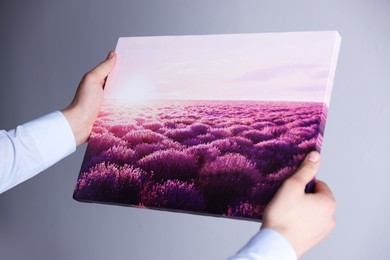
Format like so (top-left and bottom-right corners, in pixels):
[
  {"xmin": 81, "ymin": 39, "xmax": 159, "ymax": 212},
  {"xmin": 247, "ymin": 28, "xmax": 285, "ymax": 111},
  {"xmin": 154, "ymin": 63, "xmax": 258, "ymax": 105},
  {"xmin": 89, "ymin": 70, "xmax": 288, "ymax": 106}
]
[
  {"xmin": 23, "ymin": 111, "xmax": 76, "ymax": 168},
  {"xmin": 229, "ymin": 228, "xmax": 297, "ymax": 260}
]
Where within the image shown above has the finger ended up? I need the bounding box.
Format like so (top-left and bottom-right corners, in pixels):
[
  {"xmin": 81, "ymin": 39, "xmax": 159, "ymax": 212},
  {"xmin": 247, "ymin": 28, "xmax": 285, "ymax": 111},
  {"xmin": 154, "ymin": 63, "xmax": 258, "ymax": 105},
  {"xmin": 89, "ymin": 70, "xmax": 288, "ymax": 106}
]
[
  {"xmin": 289, "ymin": 151, "xmax": 321, "ymax": 186},
  {"xmin": 88, "ymin": 51, "xmax": 117, "ymax": 81},
  {"xmin": 314, "ymin": 180, "xmax": 334, "ymax": 198},
  {"xmin": 315, "ymin": 180, "xmax": 336, "ymax": 215}
]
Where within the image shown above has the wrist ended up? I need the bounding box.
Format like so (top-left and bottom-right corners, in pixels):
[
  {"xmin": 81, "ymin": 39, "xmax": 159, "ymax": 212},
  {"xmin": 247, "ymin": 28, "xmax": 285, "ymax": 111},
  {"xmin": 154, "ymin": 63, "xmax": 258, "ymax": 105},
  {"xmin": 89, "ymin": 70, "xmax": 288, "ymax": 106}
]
[{"xmin": 61, "ymin": 106, "xmax": 93, "ymax": 146}]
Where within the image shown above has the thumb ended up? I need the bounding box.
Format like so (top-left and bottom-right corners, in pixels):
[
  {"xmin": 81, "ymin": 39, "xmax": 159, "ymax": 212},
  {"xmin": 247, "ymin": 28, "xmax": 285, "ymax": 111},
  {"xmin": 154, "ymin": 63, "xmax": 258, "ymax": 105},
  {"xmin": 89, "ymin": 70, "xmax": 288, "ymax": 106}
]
[
  {"xmin": 88, "ymin": 51, "xmax": 117, "ymax": 81},
  {"xmin": 290, "ymin": 151, "xmax": 321, "ymax": 186}
]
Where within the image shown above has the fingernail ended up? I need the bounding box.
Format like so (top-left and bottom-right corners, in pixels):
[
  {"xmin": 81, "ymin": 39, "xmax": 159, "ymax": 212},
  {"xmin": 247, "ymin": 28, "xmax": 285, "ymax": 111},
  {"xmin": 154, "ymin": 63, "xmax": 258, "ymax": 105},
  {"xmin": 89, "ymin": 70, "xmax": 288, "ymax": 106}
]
[
  {"xmin": 107, "ymin": 51, "xmax": 115, "ymax": 59},
  {"xmin": 307, "ymin": 152, "xmax": 320, "ymax": 163}
]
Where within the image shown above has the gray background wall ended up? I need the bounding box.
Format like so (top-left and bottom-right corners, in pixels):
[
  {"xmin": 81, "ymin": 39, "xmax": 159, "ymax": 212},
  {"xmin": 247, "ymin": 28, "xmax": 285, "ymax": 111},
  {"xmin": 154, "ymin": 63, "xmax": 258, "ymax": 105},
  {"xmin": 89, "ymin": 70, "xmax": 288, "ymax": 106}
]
[{"xmin": 0, "ymin": 0, "xmax": 389, "ymax": 259}]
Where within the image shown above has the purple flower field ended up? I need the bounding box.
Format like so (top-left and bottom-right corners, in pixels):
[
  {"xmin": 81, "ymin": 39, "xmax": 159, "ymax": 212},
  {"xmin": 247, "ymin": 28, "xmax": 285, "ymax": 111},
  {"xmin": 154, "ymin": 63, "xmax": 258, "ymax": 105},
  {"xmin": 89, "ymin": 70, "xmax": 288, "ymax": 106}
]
[{"xmin": 74, "ymin": 100, "xmax": 327, "ymax": 221}]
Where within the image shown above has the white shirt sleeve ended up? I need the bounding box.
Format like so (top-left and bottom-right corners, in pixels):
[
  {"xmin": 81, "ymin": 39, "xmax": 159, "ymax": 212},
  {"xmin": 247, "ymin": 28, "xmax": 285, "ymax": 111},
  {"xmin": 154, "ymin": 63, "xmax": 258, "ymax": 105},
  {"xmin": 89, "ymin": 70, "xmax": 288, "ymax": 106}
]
[
  {"xmin": 228, "ymin": 228, "xmax": 297, "ymax": 260},
  {"xmin": 0, "ymin": 111, "xmax": 76, "ymax": 194}
]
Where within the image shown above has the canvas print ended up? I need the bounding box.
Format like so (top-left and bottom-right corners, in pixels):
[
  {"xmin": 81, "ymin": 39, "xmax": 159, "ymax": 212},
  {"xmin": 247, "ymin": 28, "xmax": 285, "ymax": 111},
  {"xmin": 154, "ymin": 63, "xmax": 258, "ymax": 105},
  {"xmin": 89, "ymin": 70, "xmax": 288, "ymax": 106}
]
[{"xmin": 74, "ymin": 32, "xmax": 341, "ymax": 221}]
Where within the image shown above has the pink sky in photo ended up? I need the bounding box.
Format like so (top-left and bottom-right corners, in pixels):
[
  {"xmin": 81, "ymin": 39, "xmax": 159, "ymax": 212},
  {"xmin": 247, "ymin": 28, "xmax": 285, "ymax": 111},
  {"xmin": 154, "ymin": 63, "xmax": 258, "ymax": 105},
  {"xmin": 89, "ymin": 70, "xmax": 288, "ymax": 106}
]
[{"xmin": 105, "ymin": 31, "xmax": 341, "ymax": 106}]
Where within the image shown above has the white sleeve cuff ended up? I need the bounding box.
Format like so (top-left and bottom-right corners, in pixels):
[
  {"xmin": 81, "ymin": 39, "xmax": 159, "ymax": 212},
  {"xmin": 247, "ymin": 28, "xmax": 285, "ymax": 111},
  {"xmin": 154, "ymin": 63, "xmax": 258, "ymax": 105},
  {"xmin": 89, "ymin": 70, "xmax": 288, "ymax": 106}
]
[
  {"xmin": 23, "ymin": 111, "xmax": 76, "ymax": 168},
  {"xmin": 0, "ymin": 111, "xmax": 76, "ymax": 194},
  {"xmin": 229, "ymin": 228, "xmax": 297, "ymax": 260}
]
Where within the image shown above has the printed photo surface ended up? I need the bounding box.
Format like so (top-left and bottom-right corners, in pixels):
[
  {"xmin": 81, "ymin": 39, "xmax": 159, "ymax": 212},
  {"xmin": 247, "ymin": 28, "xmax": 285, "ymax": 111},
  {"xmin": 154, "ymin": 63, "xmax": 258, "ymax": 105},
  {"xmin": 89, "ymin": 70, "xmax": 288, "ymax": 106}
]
[{"xmin": 74, "ymin": 32, "xmax": 341, "ymax": 221}]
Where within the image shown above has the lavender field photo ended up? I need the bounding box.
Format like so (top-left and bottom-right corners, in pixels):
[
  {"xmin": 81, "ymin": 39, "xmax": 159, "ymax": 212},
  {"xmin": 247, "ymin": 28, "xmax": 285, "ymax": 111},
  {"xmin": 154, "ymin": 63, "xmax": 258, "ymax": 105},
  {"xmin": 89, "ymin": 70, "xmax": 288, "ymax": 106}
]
[{"xmin": 73, "ymin": 32, "xmax": 341, "ymax": 221}]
